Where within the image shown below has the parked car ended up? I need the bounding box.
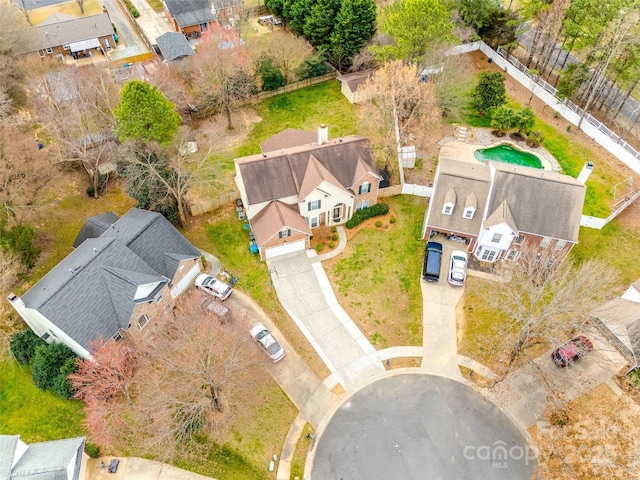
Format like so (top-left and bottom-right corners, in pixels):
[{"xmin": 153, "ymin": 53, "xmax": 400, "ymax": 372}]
[
  {"xmin": 108, "ymin": 459, "xmax": 119, "ymax": 473},
  {"xmin": 448, "ymin": 250, "xmax": 468, "ymax": 286},
  {"xmin": 194, "ymin": 274, "xmax": 232, "ymax": 300},
  {"xmin": 551, "ymin": 335, "xmax": 594, "ymax": 367},
  {"xmin": 422, "ymin": 242, "xmax": 443, "ymax": 282},
  {"xmin": 250, "ymin": 323, "xmax": 285, "ymax": 362}
]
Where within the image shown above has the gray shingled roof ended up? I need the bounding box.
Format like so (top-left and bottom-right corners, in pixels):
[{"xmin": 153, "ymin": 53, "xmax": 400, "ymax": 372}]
[
  {"xmin": 487, "ymin": 162, "xmax": 585, "ymax": 242},
  {"xmin": 156, "ymin": 32, "xmax": 194, "ymax": 61},
  {"xmin": 426, "ymin": 159, "xmax": 491, "ymax": 236},
  {"xmin": 164, "ymin": 0, "xmax": 215, "ymax": 28},
  {"xmin": 336, "ymin": 70, "xmax": 373, "ymax": 92},
  {"xmin": 23, "ymin": 13, "xmax": 113, "ymax": 53},
  {"xmin": 236, "ymin": 136, "xmax": 378, "ymax": 206},
  {"xmin": 0, "ymin": 435, "xmax": 19, "ymax": 480},
  {"xmin": 21, "ymin": 209, "xmax": 200, "ymax": 351},
  {"xmin": 9, "ymin": 437, "xmax": 84, "ymax": 480},
  {"xmin": 589, "ymin": 297, "xmax": 640, "ymax": 367},
  {"xmin": 260, "ymin": 128, "xmax": 317, "ymax": 153},
  {"xmin": 72, "ymin": 212, "xmax": 120, "ymax": 248}
]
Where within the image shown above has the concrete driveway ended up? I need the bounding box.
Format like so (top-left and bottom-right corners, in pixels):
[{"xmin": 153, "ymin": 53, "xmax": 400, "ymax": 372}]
[
  {"xmin": 267, "ymin": 252, "xmax": 384, "ymax": 390},
  {"xmin": 312, "ymin": 373, "xmax": 537, "ymax": 480},
  {"xmin": 86, "ymin": 457, "xmax": 215, "ymax": 480}
]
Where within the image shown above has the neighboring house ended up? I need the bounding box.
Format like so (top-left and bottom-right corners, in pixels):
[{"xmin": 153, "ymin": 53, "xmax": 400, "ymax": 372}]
[
  {"xmin": 0, "ymin": 435, "xmax": 85, "ymax": 480},
  {"xmin": 155, "ymin": 32, "xmax": 195, "ymax": 61},
  {"xmin": 336, "ymin": 71, "xmax": 374, "ymax": 104},
  {"xmin": 589, "ymin": 280, "xmax": 640, "ymax": 371},
  {"xmin": 423, "ymin": 158, "xmax": 585, "ymax": 264},
  {"xmin": 8, "ymin": 209, "xmax": 202, "ymax": 359},
  {"xmin": 163, "ymin": 0, "xmax": 243, "ymax": 34},
  {"xmin": 21, "ymin": 12, "xmax": 115, "ymax": 60},
  {"xmin": 235, "ymin": 125, "xmax": 382, "ymax": 260}
]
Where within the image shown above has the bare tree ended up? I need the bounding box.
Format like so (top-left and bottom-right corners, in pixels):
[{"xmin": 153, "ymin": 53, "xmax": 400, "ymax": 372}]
[
  {"xmin": 14, "ymin": 0, "xmax": 36, "ymax": 26},
  {"xmin": 246, "ymin": 31, "xmax": 313, "ymax": 83},
  {"xmin": 0, "ymin": 87, "xmax": 11, "ymax": 119},
  {"xmin": 132, "ymin": 292, "xmax": 261, "ymax": 458},
  {"xmin": 489, "ymin": 247, "xmax": 619, "ymax": 370},
  {"xmin": 358, "ymin": 60, "xmax": 440, "ymax": 176},
  {"xmin": 76, "ymin": 0, "xmax": 84, "ymax": 14}
]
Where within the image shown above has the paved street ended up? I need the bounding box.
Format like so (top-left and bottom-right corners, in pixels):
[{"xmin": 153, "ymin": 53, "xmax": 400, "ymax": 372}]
[
  {"xmin": 312, "ymin": 374, "xmax": 537, "ymax": 480},
  {"xmin": 102, "ymin": 0, "xmax": 150, "ymax": 63}
]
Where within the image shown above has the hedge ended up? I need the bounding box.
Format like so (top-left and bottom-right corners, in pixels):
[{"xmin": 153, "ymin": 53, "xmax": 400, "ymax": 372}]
[{"xmin": 345, "ymin": 203, "xmax": 389, "ymax": 229}]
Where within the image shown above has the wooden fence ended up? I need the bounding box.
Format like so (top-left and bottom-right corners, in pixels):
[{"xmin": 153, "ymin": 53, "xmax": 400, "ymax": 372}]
[
  {"xmin": 251, "ymin": 72, "xmax": 338, "ymax": 103},
  {"xmin": 188, "ymin": 190, "xmax": 241, "ymax": 216}
]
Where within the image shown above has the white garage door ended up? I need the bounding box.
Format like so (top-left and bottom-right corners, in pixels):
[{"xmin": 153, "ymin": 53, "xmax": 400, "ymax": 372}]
[
  {"xmin": 170, "ymin": 262, "xmax": 201, "ymax": 298},
  {"xmin": 265, "ymin": 240, "xmax": 306, "ymax": 259}
]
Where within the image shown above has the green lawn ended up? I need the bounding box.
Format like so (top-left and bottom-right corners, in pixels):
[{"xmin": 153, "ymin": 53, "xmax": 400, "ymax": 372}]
[
  {"xmin": 324, "ymin": 195, "xmax": 426, "ymax": 347},
  {"xmin": 0, "ymin": 358, "xmax": 86, "ymax": 442}
]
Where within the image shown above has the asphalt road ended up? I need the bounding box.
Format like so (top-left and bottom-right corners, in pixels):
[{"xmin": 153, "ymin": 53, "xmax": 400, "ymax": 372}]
[
  {"xmin": 312, "ymin": 374, "xmax": 536, "ymax": 480},
  {"xmin": 13, "ymin": 0, "xmax": 65, "ymax": 9}
]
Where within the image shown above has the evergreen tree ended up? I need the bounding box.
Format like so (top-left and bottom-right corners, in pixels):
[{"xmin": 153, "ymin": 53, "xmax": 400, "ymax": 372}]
[
  {"xmin": 304, "ymin": 0, "xmax": 341, "ymax": 46},
  {"xmin": 326, "ymin": 0, "xmax": 376, "ymax": 71},
  {"xmin": 472, "ymin": 71, "xmax": 506, "ymax": 115},
  {"xmin": 256, "ymin": 55, "xmax": 286, "ymax": 91},
  {"xmin": 113, "ymin": 80, "xmax": 181, "ymax": 146},
  {"xmin": 288, "ymin": 0, "xmax": 316, "ymax": 36}
]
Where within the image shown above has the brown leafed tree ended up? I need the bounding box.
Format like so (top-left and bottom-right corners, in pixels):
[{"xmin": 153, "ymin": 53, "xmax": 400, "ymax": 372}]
[
  {"xmin": 68, "ymin": 335, "xmax": 138, "ymax": 404},
  {"xmin": 35, "ymin": 66, "xmax": 119, "ymax": 197},
  {"xmin": 359, "ymin": 60, "xmax": 440, "ymax": 176},
  {"xmin": 489, "ymin": 246, "xmax": 619, "ymax": 370},
  {"xmin": 0, "ymin": 125, "xmax": 54, "ymax": 225},
  {"xmin": 246, "ymin": 30, "xmax": 313, "ymax": 83},
  {"xmin": 132, "ymin": 292, "xmax": 262, "ymax": 458}
]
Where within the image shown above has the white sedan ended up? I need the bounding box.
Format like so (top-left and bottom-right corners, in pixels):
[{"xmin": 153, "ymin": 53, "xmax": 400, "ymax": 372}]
[
  {"xmin": 250, "ymin": 323, "xmax": 285, "ymax": 362},
  {"xmin": 194, "ymin": 274, "xmax": 232, "ymax": 300},
  {"xmin": 448, "ymin": 250, "xmax": 468, "ymax": 286}
]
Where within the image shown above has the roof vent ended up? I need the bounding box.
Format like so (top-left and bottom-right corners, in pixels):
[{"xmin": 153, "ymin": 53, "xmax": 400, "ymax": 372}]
[
  {"xmin": 262, "ymin": 153, "xmax": 267, "ymax": 158},
  {"xmin": 339, "ymin": 137, "xmax": 343, "ymax": 142}
]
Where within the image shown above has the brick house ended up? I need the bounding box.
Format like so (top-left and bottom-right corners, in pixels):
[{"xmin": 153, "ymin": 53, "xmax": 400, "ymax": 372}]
[
  {"xmin": 163, "ymin": 0, "xmax": 243, "ymax": 35},
  {"xmin": 423, "ymin": 158, "xmax": 586, "ymax": 265},
  {"xmin": 21, "ymin": 12, "xmax": 115, "ymax": 61},
  {"xmin": 234, "ymin": 126, "xmax": 382, "ymax": 260},
  {"xmin": 8, "ymin": 209, "xmax": 202, "ymax": 359}
]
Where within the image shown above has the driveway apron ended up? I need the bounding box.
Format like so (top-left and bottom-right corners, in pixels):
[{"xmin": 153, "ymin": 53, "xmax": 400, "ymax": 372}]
[{"xmin": 267, "ymin": 252, "xmax": 384, "ymax": 390}]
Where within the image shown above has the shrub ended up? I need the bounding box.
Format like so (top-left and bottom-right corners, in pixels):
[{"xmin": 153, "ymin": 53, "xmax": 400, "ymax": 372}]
[
  {"xmin": 328, "ymin": 241, "xmax": 335, "ymax": 248},
  {"xmin": 390, "ymin": 217, "xmax": 396, "ymax": 224},
  {"xmin": 85, "ymin": 443, "xmax": 101, "ymax": 458},
  {"xmin": 345, "ymin": 203, "xmax": 389, "ymax": 229},
  {"xmin": 31, "ymin": 343, "xmax": 77, "ymax": 394},
  {"xmin": 10, "ymin": 329, "xmax": 46, "ymax": 365},
  {"xmin": 331, "ymin": 234, "xmax": 338, "ymax": 241},
  {"xmin": 0, "ymin": 221, "xmax": 41, "ymax": 269},
  {"xmin": 315, "ymin": 244, "xmax": 324, "ymax": 252},
  {"xmin": 86, "ymin": 185, "xmax": 95, "ymax": 197},
  {"xmin": 331, "ymin": 226, "xmax": 337, "ymax": 233},
  {"xmin": 130, "ymin": 7, "xmax": 139, "ymax": 17},
  {"xmin": 296, "ymin": 55, "xmax": 330, "ymax": 80},
  {"xmin": 256, "ymin": 55, "xmax": 285, "ymax": 91},
  {"xmin": 375, "ymin": 220, "xmax": 382, "ymax": 227}
]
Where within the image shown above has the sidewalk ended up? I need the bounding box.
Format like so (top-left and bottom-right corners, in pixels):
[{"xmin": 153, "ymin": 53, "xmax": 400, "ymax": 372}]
[{"xmin": 86, "ymin": 457, "xmax": 215, "ymax": 480}]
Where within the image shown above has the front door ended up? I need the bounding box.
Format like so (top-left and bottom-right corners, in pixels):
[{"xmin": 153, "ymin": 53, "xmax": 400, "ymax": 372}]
[{"xmin": 332, "ymin": 203, "xmax": 344, "ymax": 222}]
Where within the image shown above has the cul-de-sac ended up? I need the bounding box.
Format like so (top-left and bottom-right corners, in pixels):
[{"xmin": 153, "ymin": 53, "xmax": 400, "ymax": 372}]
[{"xmin": 1, "ymin": 0, "xmax": 640, "ymax": 478}]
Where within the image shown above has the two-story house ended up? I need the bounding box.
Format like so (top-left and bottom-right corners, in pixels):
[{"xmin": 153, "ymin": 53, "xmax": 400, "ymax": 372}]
[
  {"xmin": 424, "ymin": 158, "xmax": 586, "ymax": 265},
  {"xmin": 234, "ymin": 126, "xmax": 382, "ymax": 260},
  {"xmin": 8, "ymin": 209, "xmax": 202, "ymax": 359},
  {"xmin": 163, "ymin": 0, "xmax": 243, "ymax": 35}
]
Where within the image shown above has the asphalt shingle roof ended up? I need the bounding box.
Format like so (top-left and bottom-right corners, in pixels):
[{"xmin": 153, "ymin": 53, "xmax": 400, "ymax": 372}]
[
  {"xmin": 24, "ymin": 13, "xmax": 113, "ymax": 52},
  {"xmin": 72, "ymin": 212, "xmax": 119, "ymax": 248},
  {"xmin": 155, "ymin": 32, "xmax": 194, "ymax": 61},
  {"xmin": 0, "ymin": 436, "xmax": 84, "ymax": 480},
  {"xmin": 164, "ymin": 0, "xmax": 215, "ymax": 28}
]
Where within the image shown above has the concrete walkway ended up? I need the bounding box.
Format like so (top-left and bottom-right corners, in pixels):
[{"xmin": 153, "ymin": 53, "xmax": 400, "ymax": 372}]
[{"xmin": 86, "ymin": 457, "xmax": 215, "ymax": 480}]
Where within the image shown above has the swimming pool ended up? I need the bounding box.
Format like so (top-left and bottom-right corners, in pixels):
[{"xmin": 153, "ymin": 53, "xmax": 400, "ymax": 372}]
[{"xmin": 474, "ymin": 144, "xmax": 543, "ymax": 169}]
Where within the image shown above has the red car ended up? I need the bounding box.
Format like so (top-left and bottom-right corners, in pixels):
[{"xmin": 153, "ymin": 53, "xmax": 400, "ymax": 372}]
[{"xmin": 551, "ymin": 335, "xmax": 593, "ymax": 367}]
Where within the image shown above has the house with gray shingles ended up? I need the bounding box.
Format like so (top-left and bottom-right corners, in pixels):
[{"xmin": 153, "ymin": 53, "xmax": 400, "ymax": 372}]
[
  {"xmin": 163, "ymin": 0, "xmax": 243, "ymax": 34},
  {"xmin": 155, "ymin": 32, "xmax": 195, "ymax": 61},
  {"xmin": 0, "ymin": 435, "xmax": 85, "ymax": 480},
  {"xmin": 588, "ymin": 280, "xmax": 640, "ymax": 372},
  {"xmin": 8, "ymin": 209, "xmax": 202, "ymax": 359},
  {"xmin": 424, "ymin": 158, "xmax": 586, "ymax": 264},
  {"xmin": 235, "ymin": 126, "xmax": 381, "ymax": 260},
  {"xmin": 21, "ymin": 12, "xmax": 115, "ymax": 60}
]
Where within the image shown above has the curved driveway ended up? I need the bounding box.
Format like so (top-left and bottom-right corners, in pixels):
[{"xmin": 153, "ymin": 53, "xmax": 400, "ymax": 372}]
[{"xmin": 312, "ymin": 374, "xmax": 537, "ymax": 480}]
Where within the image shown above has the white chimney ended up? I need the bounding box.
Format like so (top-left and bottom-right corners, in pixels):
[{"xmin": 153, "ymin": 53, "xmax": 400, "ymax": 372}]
[
  {"xmin": 577, "ymin": 161, "xmax": 594, "ymax": 184},
  {"xmin": 318, "ymin": 124, "xmax": 328, "ymax": 145}
]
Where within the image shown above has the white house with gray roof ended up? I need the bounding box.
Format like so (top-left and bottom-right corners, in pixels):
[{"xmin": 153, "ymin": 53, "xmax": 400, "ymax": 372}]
[
  {"xmin": 8, "ymin": 209, "xmax": 201, "ymax": 358},
  {"xmin": 235, "ymin": 126, "xmax": 381, "ymax": 260},
  {"xmin": 424, "ymin": 158, "xmax": 586, "ymax": 264},
  {"xmin": 0, "ymin": 435, "xmax": 85, "ymax": 480}
]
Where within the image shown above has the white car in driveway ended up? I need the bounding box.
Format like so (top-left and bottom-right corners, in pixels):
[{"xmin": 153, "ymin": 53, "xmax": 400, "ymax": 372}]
[
  {"xmin": 250, "ymin": 323, "xmax": 285, "ymax": 362},
  {"xmin": 194, "ymin": 274, "xmax": 232, "ymax": 300},
  {"xmin": 448, "ymin": 250, "xmax": 468, "ymax": 286}
]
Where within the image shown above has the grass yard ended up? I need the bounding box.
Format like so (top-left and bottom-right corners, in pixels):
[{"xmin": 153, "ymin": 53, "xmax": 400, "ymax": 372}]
[
  {"xmin": 184, "ymin": 205, "xmax": 330, "ymax": 380},
  {"xmin": 323, "ymin": 195, "xmax": 426, "ymax": 348},
  {"xmin": 145, "ymin": 0, "xmax": 164, "ymax": 12},
  {"xmin": 0, "ymin": 358, "xmax": 86, "ymax": 442}
]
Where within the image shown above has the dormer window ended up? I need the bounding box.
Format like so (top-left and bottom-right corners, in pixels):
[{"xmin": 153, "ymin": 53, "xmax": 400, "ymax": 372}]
[
  {"xmin": 279, "ymin": 228, "xmax": 291, "ymax": 238},
  {"xmin": 443, "ymin": 203, "xmax": 454, "ymax": 215},
  {"xmin": 443, "ymin": 188, "xmax": 456, "ymax": 216},
  {"xmin": 463, "ymin": 207, "xmax": 475, "ymax": 219},
  {"xmin": 359, "ymin": 182, "xmax": 371, "ymax": 194}
]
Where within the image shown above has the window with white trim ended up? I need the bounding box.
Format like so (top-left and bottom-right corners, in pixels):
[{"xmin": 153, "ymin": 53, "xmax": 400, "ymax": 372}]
[
  {"xmin": 506, "ymin": 250, "xmax": 520, "ymax": 262},
  {"xmin": 279, "ymin": 228, "xmax": 291, "ymax": 238},
  {"xmin": 442, "ymin": 204, "xmax": 453, "ymax": 215},
  {"xmin": 555, "ymin": 240, "xmax": 567, "ymax": 250},
  {"xmin": 38, "ymin": 50, "xmax": 45, "ymax": 58},
  {"xmin": 540, "ymin": 236, "xmax": 552, "ymax": 248},
  {"xmin": 113, "ymin": 331, "xmax": 123, "ymax": 343},
  {"xmin": 463, "ymin": 207, "xmax": 475, "ymax": 219},
  {"xmin": 63, "ymin": 44, "xmax": 70, "ymax": 50},
  {"xmin": 358, "ymin": 182, "xmax": 371, "ymax": 194},
  {"xmin": 42, "ymin": 333, "xmax": 50, "ymax": 341},
  {"xmin": 308, "ymin": 199, "xmax": 321, "ymax": 211},
  {"xmin": 309, "ymin": 216, "xmax": 318, "ymax": 228},
  {"xmin": 480, "ymin": 248, "xmax": 498, "ymax": 262},
  {"xmin": 356, "ymin": 200, "xmax": 369, "ymax": 211},
  {"xmin": 138, "ymin": 314, "xmax": 149, "ymax": 329},
  {"xmin": 46, "ymin": 47, "xmax": 53, "ymax": 54},
  {"xmin": 491, "ymin": 233, "xmax": 502, "ymax": 243}
]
